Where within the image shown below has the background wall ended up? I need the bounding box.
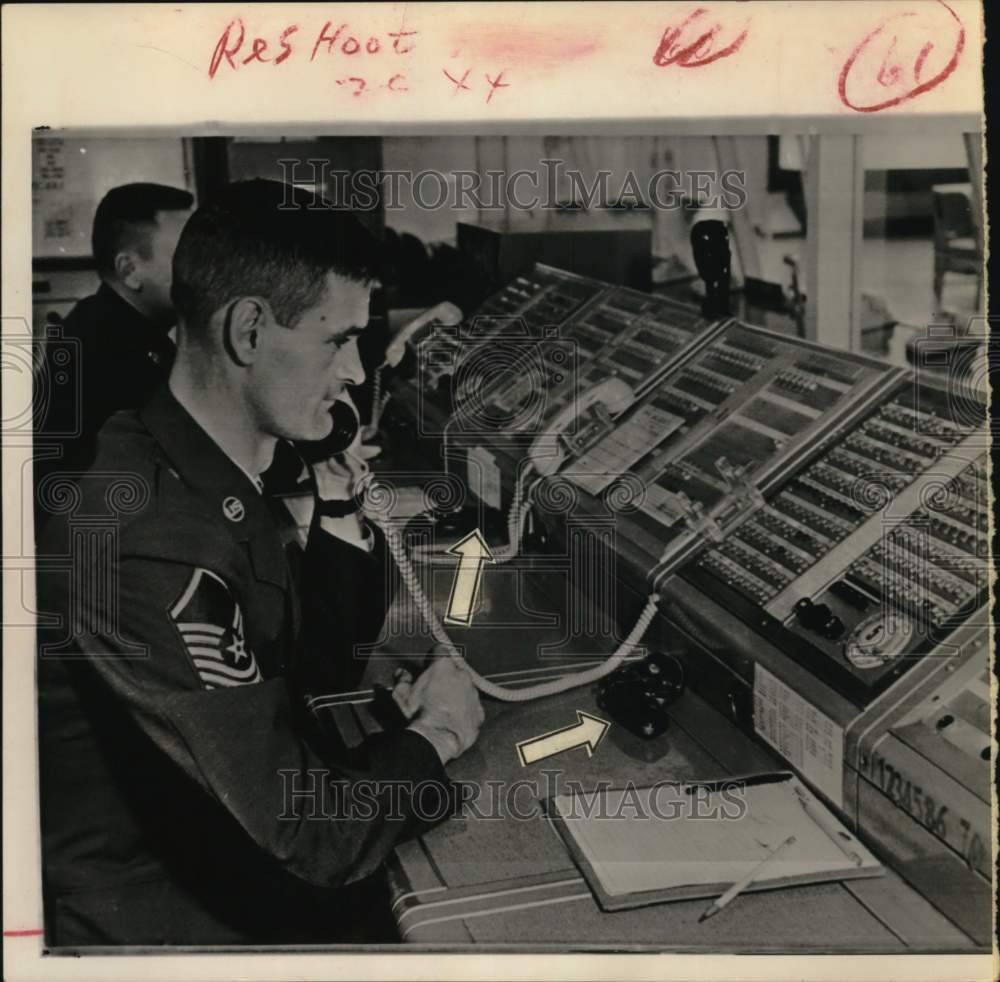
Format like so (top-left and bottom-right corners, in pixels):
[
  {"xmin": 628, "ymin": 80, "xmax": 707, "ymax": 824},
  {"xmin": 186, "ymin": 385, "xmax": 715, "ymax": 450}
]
[{"xmin": 32, "ymin": 137, "xmax": 192, "ymax": 260}]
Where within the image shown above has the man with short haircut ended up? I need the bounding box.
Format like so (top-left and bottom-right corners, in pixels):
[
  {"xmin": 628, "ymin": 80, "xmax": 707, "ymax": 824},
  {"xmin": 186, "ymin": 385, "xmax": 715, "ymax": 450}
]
[
  {"xmin": 36, "ymin": 180, "xmax": 484, "ymax": 946},
  {"xmin": 34, "ymin": 182, "xmax": 193, "ymax": 491}
]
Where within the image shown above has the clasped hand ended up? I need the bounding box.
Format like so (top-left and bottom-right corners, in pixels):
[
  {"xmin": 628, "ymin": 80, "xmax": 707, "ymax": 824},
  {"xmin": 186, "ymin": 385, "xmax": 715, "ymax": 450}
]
[{"xmin": 393, "ymin": 650, "xmax": 485, "ymax": 765}]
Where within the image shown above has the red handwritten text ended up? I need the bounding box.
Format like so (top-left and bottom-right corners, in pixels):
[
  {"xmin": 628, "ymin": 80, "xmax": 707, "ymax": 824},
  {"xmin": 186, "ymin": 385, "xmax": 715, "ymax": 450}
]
[
  {"xmin": 484, "ymin": 70, "xmax": 510, "ymax": 103},
  {"xmin": 441, "ymin": 67, "xmax": 511, "ymax": 103},
  {"xmin": 838, "ymin": 0, "xmax": 964, "ymax": 113},
  {"xmin": 209, "ymin": 20, "xmax": 298, "ymax": 77},
  {"xmin": 323, "ymin": 74, "xmax": 409, "ymax": 97},
  {"xmin": 653, "ymin": 7, "xmax": 749, "ymax": 68},
  {"xmin": 336, "ymin": 77, "xmax": 366, "ymax": 97},
  {"xmin": 443, "ymin": 68, "xmax": 472, "ymax": 92},
  {"xmin": 310, "ymin": 22, "xmax": 417, "ymax": 61},
  {"xmin": 207, "ymin": 17, "xmax": 417, "ymax": 78}
]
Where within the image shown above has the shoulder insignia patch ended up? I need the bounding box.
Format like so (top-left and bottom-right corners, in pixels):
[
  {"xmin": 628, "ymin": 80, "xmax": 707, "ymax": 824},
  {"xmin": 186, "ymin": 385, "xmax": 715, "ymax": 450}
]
[{"xmin": 170, "ymin": 568, "xmax": 263, "ymax": 689}]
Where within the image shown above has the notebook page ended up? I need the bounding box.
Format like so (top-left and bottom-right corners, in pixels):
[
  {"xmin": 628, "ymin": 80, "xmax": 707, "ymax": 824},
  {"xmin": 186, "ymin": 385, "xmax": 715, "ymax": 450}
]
[{"xmin": 553, "ymin": 782, "xmax": 870, "ymax": 897}]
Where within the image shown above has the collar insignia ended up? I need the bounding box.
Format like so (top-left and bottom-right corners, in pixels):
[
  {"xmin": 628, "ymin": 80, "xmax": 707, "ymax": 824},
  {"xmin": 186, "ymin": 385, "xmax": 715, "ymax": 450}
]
[{"xmin": 222, "ymin": 496, "xmax": 245, "ymax": 522}]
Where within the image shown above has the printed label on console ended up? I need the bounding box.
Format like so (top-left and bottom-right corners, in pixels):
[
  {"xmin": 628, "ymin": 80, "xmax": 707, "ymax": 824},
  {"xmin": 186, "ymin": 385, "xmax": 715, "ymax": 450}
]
[
  {"xmin": 754, "ymin": 665, "xmax": 844, "ymax": 807},
  {"xmin": 563, "ymin": 405, "xmax": 683, "ymax": 494}
]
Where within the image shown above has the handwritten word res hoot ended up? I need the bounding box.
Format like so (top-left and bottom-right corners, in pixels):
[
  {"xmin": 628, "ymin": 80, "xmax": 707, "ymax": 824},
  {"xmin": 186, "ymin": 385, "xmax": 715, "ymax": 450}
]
[{"xmin": 208, "ymin": 19, "xmax": 418, "ymax": 78}]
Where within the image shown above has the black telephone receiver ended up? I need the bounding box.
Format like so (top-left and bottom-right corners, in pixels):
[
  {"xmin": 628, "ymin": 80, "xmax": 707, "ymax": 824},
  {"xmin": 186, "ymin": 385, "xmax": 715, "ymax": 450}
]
[{"xmin": 294, "ymin": 400, "xmax": 360, "ymax": 464}]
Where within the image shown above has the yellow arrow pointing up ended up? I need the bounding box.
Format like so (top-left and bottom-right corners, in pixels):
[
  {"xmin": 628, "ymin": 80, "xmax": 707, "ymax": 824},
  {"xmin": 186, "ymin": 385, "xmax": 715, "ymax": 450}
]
[{"xmin": 444, "ymin": 528, "xmax": 495, "ymax": 626}]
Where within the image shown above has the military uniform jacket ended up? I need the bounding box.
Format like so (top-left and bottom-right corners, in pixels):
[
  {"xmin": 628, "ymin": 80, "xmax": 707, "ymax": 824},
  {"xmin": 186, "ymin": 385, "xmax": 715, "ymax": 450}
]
[
  {"xmin": 34, "ymin": 284, "xmax": 176, "ymax": 489},
  {"xmin": 37, "ymin": 386, "xmax": 450, "ymax": 946}
]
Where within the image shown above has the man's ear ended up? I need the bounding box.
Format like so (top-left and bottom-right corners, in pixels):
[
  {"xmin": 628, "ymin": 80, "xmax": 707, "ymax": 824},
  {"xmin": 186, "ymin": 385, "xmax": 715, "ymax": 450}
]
[
  {"xmin": 114, "ymin": 251, "xmax": 142, "ymax": 291},
  {"xmin": 224, "ymin": 297, "xmax": 267, "ymax": 366}
]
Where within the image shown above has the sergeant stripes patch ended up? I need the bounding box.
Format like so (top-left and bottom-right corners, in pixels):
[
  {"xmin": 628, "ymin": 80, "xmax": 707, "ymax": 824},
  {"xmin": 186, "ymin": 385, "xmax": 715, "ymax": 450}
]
[{"xmin": 170, "ymin": 568, "xmax": 263, "ymax": 689}]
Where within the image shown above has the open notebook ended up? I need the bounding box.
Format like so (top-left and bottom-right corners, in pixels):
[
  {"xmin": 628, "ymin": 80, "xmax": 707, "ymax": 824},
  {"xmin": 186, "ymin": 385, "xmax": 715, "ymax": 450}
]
[{"xmin": 545, "ymin": 771, "xmax": 883, "ymax": 911}]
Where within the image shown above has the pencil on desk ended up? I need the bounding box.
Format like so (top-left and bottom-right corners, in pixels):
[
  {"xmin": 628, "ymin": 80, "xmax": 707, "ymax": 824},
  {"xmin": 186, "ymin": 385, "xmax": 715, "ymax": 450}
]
[
  {"xmin": 697, "ymin": 834, "xmax": 797, "ymax": 923},
  {"xmin": 793, "ymin": 785, "xmax": 865, "ymax": 867}
]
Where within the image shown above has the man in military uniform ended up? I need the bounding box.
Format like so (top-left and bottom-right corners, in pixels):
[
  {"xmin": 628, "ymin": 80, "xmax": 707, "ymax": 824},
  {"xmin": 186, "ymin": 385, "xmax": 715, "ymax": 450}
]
[
  {"xmin": 36, "ymin": 179, "xmax": 484, "ymax": 946},
  {"xmin": 34, "ymin": 183, "xmax": 193, "ymax": 499}
]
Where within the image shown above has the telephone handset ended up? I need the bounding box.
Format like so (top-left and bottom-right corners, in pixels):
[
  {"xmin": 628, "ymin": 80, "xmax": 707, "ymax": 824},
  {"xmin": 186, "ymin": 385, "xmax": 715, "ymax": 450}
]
[
  {"xmin": 384, "ymin": 301, "xmax": 463, "ymax": 369},
  {"xmin": 367, "ymin": 302, "xmax": 464, "ymax": 438},
  {"xmin": 528, "ymin": 376, "xmax": 637, "ymax": 477},
  {"xmin": 294, "ymin": 398, "xmax": 361, "ymax": 463}
]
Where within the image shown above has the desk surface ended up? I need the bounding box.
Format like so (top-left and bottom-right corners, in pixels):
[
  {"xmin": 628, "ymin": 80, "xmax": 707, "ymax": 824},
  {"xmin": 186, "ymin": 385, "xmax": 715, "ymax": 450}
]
[{"xmin": 329, "ymin": 565, "xmax": 978, "ymax": 951}]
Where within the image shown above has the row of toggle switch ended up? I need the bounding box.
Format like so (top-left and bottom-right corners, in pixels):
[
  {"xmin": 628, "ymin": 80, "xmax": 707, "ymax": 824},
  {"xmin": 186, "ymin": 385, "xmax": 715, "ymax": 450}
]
[
  {"xmin": 774, "ymin": 369, "xmax": 821, "ymax": 394},
  {"xmin": 697, "ymin": 550, "xmax": 778, "ymax": 603}
]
